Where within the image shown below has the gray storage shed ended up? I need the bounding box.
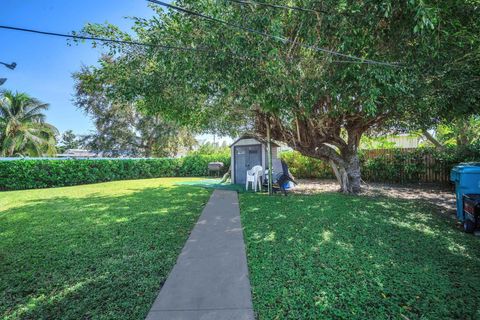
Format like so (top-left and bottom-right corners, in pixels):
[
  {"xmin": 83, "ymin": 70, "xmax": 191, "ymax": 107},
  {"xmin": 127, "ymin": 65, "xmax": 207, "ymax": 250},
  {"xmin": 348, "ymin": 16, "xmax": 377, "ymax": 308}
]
[{"xmin": 230, "ymin": 134, "xmax": 280, "ymax": 184}]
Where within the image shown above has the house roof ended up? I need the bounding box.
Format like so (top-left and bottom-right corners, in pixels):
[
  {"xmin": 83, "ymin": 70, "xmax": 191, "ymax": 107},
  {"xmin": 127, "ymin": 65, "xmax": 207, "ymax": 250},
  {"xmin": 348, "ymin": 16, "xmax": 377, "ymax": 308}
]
[
  {"xmin": 230, "ymin": 133, "xmax": 280, "ymax": 148},
  {"xmin": 57, "ymin": 149, "xmax": 99, "ymax": 158}
]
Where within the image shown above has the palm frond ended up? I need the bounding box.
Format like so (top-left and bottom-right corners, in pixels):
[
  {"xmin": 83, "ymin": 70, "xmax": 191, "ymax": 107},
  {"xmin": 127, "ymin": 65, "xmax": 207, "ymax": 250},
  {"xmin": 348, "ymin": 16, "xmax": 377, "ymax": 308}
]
[{"xmin": 0, "ymin": 91, "xmax": 58, "ymax": 156}]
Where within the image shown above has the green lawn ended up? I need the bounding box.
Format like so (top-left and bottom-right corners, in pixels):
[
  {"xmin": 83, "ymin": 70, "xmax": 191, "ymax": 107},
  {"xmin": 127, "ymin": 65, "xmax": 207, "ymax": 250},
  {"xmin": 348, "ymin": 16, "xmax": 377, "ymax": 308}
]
[
  {"xmin": 240, "ymin": 192, "xmax": 480, "ymax": 320},
  {"xmin": 0, "ymin": 178, "xmax": 210, "ymax": 320}
]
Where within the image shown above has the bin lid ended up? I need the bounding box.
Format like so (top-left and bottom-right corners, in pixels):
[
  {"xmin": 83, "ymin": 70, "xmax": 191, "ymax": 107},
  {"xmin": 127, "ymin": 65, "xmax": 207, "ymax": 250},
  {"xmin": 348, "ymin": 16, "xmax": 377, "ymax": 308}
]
[{"xmin": 452, "ymin": 162, "xmax": 480, "ymax": 174}]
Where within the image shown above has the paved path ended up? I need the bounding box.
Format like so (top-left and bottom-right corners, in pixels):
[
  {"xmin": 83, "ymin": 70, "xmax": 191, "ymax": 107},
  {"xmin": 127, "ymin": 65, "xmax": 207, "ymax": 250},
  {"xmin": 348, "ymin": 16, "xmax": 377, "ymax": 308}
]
[{"xmin": 146, "ymin": 190, "xmax": 254, "ymax": 320}]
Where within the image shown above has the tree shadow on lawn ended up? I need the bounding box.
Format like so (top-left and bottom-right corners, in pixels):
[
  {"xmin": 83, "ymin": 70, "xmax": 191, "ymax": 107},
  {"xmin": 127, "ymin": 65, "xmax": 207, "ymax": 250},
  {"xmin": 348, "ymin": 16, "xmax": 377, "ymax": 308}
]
[
  {"xmin": 240, "ymin": 192, "xmax": 480, "ymax": 320},
  {"xmin": 0, "ymin": 185, "xmax": 210, "ymax": 320}
]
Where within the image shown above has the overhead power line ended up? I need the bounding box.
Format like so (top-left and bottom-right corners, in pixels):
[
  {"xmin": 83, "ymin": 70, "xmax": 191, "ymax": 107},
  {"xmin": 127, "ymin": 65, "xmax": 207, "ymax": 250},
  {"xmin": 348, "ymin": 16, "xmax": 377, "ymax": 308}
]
[
  {"xmin": 225, "ymin": 0, "xmax": 328, "ymax": 15},
  {"xmin": 0, "ymin": 24, "xmax": 284, "ymax": 65},
  {"xmin": 0, "ymin": 24, "xmax": 400, "ymax": 68},
  {"xmin": 147, "ymin": 0, "xmax": 402, "ymax": 67},
  {"xmin": 0, "ymin": 24, "xmax": 273, "ymax": 64},
  {"xmin": 0, "ymin": 25, "xmax": 206, "ymax": 52}
]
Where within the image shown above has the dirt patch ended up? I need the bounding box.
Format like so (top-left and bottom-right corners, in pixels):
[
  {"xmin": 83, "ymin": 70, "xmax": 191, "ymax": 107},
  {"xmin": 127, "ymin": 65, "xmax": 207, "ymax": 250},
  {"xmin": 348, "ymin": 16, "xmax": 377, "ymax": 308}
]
[{"xmin": 293, "ymin": 179, "xmax": 457, "ymax": 217}]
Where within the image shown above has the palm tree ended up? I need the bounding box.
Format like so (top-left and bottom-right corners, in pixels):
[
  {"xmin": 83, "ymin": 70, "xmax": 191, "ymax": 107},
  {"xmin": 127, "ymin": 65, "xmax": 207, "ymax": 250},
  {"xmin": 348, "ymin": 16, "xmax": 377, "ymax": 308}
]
[{"xmin": 0, "ymin": 91, "xmax": 58, "ymax": 157}]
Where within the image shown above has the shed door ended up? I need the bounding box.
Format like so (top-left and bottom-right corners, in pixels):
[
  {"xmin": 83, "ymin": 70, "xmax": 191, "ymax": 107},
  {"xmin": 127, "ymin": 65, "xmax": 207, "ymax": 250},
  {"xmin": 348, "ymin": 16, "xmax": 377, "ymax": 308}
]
[{"xmin": 234, "ymin": 145, "xmax": 262, "ymax": 184}]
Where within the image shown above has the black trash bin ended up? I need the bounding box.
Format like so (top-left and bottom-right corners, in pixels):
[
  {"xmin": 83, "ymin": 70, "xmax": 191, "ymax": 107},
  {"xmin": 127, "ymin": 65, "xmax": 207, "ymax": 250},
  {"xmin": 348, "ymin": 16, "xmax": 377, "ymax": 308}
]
[{"xmin": 463, "ymin": 194, "xmax": 480, "ymax": 233}]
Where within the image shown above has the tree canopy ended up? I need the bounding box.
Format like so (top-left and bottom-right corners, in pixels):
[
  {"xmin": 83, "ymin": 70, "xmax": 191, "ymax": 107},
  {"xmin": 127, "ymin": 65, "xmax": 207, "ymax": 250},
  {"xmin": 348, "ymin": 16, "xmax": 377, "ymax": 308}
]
[
  {"xmin": 73, "ymin": 66, "xmax": 197, "ymax": 157},
  {"xmin": 57, "ymin": 130, "xmax": 81, "ymax": 153},
  {"xmin": 78, "ymin": 0, "xmax": 480, "ymax": 192}
]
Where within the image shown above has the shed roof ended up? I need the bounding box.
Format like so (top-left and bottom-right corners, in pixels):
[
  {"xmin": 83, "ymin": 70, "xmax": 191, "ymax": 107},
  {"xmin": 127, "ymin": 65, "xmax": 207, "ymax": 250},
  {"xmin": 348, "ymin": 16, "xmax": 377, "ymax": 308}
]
[{"xmin": 230, "ymin": 133, "xmax": 280, "ymax": 148}]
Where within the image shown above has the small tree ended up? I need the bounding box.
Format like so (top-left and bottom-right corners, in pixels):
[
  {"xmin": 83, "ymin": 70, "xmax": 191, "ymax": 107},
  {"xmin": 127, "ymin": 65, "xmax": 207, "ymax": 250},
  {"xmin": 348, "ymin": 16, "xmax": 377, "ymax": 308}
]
[{"xmin": 58, "ymin": 130, "xmax": 80, "ymax": 153}]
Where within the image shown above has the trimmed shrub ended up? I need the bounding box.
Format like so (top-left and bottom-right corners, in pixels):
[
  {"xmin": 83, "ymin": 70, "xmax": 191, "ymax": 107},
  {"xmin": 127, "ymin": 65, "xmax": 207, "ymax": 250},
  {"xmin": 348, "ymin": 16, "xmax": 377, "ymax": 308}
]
[
  {"xmin": 281, "ymin": 144, "xmax": 480, "ymax": 184},
  {"xmin": 2, "ymin": 144, "xmax": 478, "ymax": 190},
  {"xmin": 178, "ymin": 152, "xmax": 230, "ymax": 177},
  {"xmin": 0, "ymin": 154, "xmax": 231, "ymax": 191},
  {"xmin": 280, "ymin": 151, "xmax": 334, "ymax": 179}
]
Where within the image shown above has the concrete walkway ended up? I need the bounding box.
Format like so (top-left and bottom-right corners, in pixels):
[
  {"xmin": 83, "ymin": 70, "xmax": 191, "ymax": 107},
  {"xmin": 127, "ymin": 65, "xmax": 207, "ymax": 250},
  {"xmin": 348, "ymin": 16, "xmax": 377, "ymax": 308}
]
[{"xmin": 146, "ymin": 190, "xmax": 254, "ymax": 320}]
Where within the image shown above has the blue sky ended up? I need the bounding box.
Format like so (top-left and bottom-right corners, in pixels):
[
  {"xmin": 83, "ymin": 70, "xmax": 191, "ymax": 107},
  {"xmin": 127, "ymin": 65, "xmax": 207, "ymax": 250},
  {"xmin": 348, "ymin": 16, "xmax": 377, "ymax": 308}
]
[{"xmin": 0, "ymin": 0, "xmax": 158, "ymax": 135}]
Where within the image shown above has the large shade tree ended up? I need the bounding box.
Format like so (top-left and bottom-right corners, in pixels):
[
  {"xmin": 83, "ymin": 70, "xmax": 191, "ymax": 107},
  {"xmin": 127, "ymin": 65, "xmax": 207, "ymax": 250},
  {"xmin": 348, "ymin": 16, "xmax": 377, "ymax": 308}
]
[
  {"xmin": 78, "ymin": 0, "xmax": 480, "ymax": 193},
  {"xmin": 0, "ymin": 91, "xmax": 58, "ymax": 157},
  {"xmin": 73, "ymin": 65, "xmax": 197, "ymax": 157}
]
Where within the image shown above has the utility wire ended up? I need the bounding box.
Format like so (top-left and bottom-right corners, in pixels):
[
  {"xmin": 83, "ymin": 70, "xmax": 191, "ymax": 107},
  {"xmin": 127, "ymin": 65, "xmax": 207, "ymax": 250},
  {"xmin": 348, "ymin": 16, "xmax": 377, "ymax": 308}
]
[
  {"xmin": 0, "ymin": 25, "xmax": 207, "ymax": 52},
  {"xmin": 0, "ymin": 24, "xmax": 274, "ymax": 64},
  {"xmin": 0, "ymin": 25, "xmax": 400, "ymax": 68},
  {"xmin": 225, "ymin": 0, "xmax": 328, "ymax": 15},
  {"xmin": 0, "ymin": 24, "xmax": 283, "ymax": 65},
  {"xmin": 147, "ymin": 0, "xmax": 402, "ymax": 67}
]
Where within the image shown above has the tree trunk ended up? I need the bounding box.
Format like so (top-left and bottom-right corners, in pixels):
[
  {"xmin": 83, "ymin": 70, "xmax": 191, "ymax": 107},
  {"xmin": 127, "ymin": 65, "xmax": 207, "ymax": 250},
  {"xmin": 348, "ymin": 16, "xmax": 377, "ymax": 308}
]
[
  {"xmin": 422, "ymin": 130, "xmax": 445, "ymax": 150},
  {"xmin": 144, "ymin": 137, "xmax": 155, "ymax": 158},
  {"xmin": 254, "ymin": 108, "xmax": 370, "ymax": 195},
  {"xmin": 6, "ymin": 145, "xmax": 15, "ymax": 157},
  {"xmin": 144, "ymin": 147, "xmax": 152, "ymax": 158},
  {"xmin": 299, "ymin": 146, "xmax": 362, "ymax": 194},
  {"xmin": 220, "ymin": 166, "xmax": 231, "ymax": 183},
  {"xmin": 333, "ymin": 154, "xmax": 361, "ymax": 194},
  {"xmin": 456, "ymin": 120, "xmax": 469, "ymax": 147},
  {"xmin": 329, "ymin": 160, "xmax": 342, "ymax": 187},
  {"xmin": 347, "ymin": 154, "xmax": 362, "ymax": 193}
]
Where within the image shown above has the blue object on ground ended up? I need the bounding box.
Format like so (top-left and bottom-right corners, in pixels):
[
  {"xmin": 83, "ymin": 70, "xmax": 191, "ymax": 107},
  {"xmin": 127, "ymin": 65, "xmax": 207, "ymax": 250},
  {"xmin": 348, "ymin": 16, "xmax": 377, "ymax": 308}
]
[
  {"xmin": 450, "ymin": 163, "xmax": 480, "ymax": 221},
  {"xmin": 282, "ymin": 181, "xmax": 294, "ymax": 190}
]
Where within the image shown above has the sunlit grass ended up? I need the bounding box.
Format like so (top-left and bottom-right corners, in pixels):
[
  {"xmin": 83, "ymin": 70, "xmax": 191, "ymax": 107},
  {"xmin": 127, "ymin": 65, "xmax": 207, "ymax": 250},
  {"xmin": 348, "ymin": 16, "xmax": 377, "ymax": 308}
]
[
  {"xmin": 240, "ymin": 192, "xmax": 480, "ymax": 319},
  {"xmin": 0, "ymin": 178, "xmax": 210, "ymax": 320}
]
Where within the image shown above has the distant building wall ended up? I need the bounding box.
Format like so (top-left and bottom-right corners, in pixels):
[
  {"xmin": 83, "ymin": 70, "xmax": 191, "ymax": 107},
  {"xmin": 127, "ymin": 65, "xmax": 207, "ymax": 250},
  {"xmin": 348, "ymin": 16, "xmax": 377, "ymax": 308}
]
[{"xmin": 387, "ymin": 136, "xmax": 421, "ymax": 148}]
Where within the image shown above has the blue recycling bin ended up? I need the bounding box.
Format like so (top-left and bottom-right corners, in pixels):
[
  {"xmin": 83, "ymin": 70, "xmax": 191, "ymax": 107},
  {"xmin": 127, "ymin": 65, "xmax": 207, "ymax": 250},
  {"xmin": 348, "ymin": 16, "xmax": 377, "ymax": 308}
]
[{"xmin": 450, "ymin": 163, "xmax": 480, "ymax": 221}]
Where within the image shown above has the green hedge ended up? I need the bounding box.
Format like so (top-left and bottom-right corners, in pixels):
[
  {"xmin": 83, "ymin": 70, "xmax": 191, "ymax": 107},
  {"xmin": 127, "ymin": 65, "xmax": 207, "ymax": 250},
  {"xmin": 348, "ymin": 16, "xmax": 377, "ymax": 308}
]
[
  {"xmin": 281, "ymin": 144, "xmax": 480, "ymax": 184},
  {"xmin": 0, "ymin": 153, "xmax": 231, "ymax": 191},
  {"xmin": 177, "ymin": 152, "xmax": 230, "ymax": 177},
  {"xmin": 280, "ymin": 151, "xmax": 334, "ymax": 179},
  {"xmin": 3, "ymin": 145, "xmax": 478, "ymax": 191}
]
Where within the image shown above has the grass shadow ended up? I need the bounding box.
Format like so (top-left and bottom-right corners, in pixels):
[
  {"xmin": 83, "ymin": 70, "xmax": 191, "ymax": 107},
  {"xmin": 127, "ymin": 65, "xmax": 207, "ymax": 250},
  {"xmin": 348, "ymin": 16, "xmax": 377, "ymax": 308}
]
[
  {"xmin": 240, "ymin": 192, "xmax": 480, "ymax": 319},
  {"xmin": 0, "ymin": 183, "xmax": 210, "ymax": 320}
]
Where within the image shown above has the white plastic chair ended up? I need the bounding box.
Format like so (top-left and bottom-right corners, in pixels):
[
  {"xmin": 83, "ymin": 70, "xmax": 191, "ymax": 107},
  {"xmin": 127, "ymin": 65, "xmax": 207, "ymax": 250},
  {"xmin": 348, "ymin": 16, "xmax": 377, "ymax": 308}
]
[{"xmin": 245, "ymin": 165, "xmax": 263, "ymax": 192}]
